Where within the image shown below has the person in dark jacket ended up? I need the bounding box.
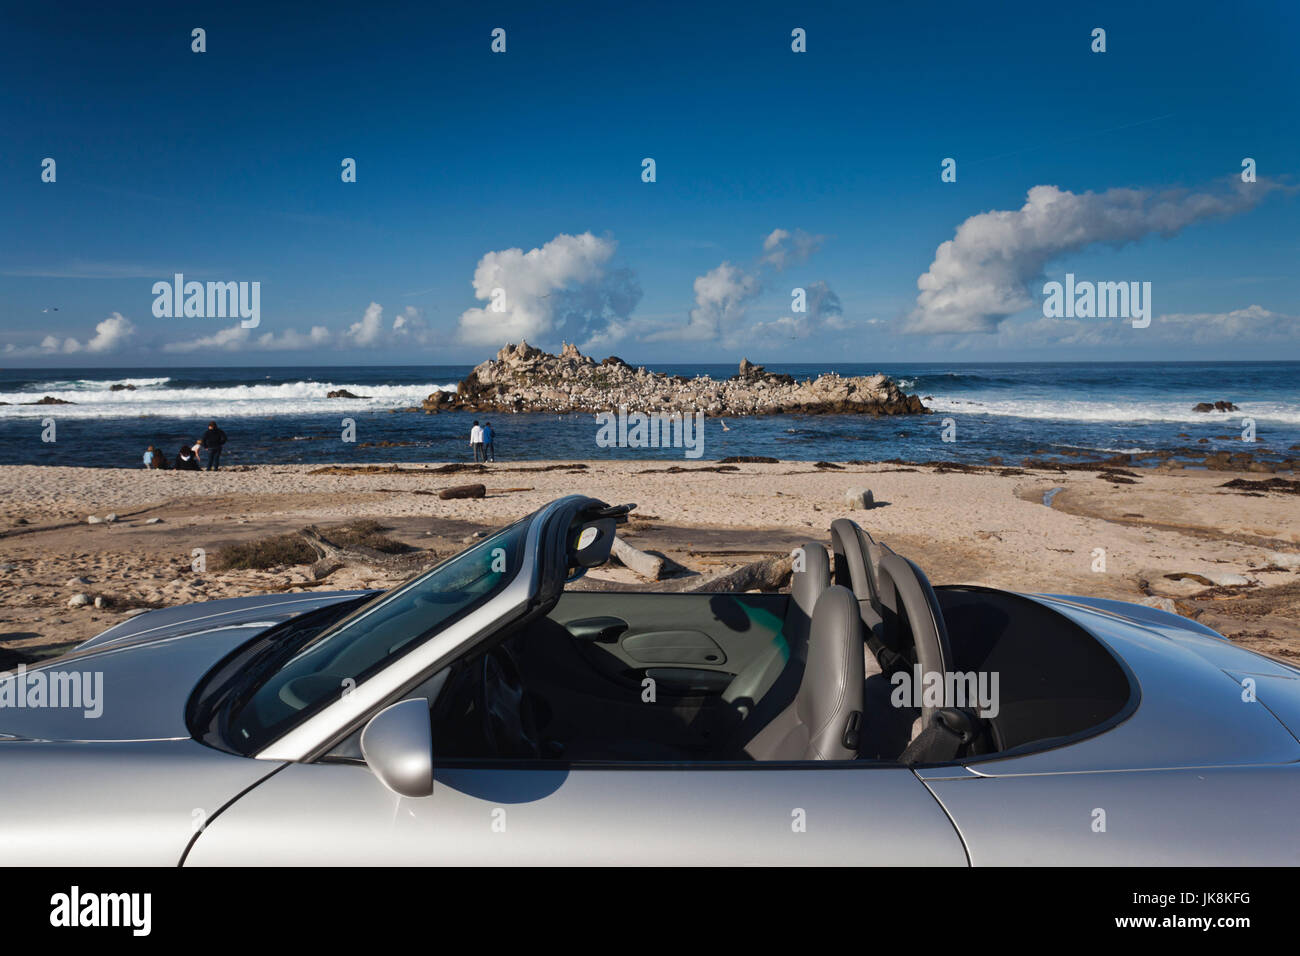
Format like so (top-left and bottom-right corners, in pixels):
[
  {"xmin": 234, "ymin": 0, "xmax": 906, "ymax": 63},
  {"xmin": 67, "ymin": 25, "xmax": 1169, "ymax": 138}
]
[
  {"xmin": 174, "ymin": 445, "xmax": 201, "ymax": 471},
  {"xmin": 201, "ymin": 421, "xmax": 227, "ymax": 470}
]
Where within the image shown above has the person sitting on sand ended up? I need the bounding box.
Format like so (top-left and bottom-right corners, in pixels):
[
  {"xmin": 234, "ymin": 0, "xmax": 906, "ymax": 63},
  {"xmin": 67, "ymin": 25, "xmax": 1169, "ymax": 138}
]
[
  {"xmin": 174, "ymin": 444, "xmax": 200, "ymax": 471},
  {"xmin": 143, "ymin": 445, "xmax": 170, "ymax": 470}
]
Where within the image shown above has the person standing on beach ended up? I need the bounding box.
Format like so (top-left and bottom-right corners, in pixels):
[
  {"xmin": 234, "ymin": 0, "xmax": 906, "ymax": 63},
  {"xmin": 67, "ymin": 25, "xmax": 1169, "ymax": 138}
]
[
  {"xmin": 481, "ymin": 421, "xmax": 496, "ymax": 462},
  {"xmin": 202, "ymin": 421, "xmax": 227, "ymax": 471},
  {"xmin": 470, "ymin": 421, "xmax": 483, "ymax": 462}
]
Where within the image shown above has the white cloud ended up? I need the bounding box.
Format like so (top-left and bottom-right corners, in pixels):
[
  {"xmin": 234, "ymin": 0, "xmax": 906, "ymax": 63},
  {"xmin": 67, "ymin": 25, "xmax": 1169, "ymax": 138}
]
[
  {"xmin": 752, "ymin": 281, "xmax": 847, "ymax": 339},
  {"xmin": 649, "ymin": 261, "xmax": 762, "ymax": 343},
  {"xmin": 347, "ymin": 301, "xmax": 385, "ymax": 346},
  {"xmin": 163, "ymin": 324, "xmax": 333, "ymax": 353},
  {"xmin": 456, "ymin": 232, "xmax": 625, "ymax": 346},
  {"xmin": 905, "ymin": 180, "xmax": 1280, "ymax": 334},
  {"xmin": 4, "ymin": 312, "xmax": 135, "ymax": 355},
  {"xmin": 760, "ymin": 228, "xmax": 824, "ymax": 270}
]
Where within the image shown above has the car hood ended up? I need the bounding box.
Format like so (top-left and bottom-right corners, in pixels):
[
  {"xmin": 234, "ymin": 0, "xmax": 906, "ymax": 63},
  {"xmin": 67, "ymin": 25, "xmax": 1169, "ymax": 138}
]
[{"xmin": 0, "ymin": 591, "xmax": 371, "ymax": 743}]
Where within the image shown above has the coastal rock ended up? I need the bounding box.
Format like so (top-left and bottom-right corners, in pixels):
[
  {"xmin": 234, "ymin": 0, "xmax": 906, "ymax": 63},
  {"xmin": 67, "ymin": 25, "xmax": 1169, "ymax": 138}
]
[
  {"xmin": 844, "ymin": 487, "xmax": 875, "ymax": 510},
  {"xmin": 24, "ymin": 395, "xmax": 73, "ymax": 405},
  {"xmin": 109, "ymin": 383, "xmax": 136, "ymax": 391},
  {"xmin": 67, "ymin": 593, "xmax": 91, "ymax": 608},
  {"xmin": 86, "ymin": 515, "xmax": 104, "ymax": 524},
  {"xmin": 326, "ymin": 389, "xmax": 369, "ymax": 399},
  {"xmin": 1193, "ymin": 400, "xmax": 1240, "ymax": 413},
  {"xmin": 422, "ymin": 342, "xmax": 930, "ymax": 417}
]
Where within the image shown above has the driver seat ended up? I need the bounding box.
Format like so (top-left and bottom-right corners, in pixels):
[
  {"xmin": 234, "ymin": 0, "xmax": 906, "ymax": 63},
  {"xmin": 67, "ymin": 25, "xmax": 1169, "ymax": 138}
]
[{"xmin": 738, "ymin": 586, "xmax": 864, "ymax": 761}]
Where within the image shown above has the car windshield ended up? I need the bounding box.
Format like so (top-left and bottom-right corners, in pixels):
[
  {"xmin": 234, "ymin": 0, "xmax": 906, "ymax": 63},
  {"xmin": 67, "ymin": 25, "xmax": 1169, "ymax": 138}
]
[{"xmin": 223, "ymin": 514, "xmax": 533, "ymax": 754}]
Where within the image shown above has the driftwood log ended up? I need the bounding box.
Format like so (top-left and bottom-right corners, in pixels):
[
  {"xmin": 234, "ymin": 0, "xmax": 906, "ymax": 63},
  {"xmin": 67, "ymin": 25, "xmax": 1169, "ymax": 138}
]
[
  {"xmin": 611, "ymin": 535, "xmax": 665, "ymax": 581},
  {"xmin": 297, "ymin": 526, "xmax": 424, "ymax": 582},
  {"xmin": 688, "ymin": 555, "xmax": 792, "ymax": 593},
  {"xmin": 438, "ymin": 483, "xmax": 486, "ymax": 500}
]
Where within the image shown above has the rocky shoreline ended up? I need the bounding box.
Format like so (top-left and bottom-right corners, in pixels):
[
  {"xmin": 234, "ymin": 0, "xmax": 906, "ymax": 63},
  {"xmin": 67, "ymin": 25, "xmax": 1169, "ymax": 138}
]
[{"xmin": 421, "ymin": 341, "xmax": 930, "ymax": 417}]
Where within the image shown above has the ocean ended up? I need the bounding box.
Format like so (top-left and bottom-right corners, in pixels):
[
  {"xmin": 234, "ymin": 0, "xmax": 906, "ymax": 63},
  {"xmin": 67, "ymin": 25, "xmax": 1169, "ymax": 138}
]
[{"xmin": 0, "ymin": 362, "xmax": 1295, "ymax": 468}]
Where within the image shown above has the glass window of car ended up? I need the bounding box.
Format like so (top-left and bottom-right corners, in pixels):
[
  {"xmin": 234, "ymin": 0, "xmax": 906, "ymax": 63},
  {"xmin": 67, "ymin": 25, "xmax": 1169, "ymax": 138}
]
[{"xmin": 224, "ymin": 515, "xmax": 532, "ymax": 753}]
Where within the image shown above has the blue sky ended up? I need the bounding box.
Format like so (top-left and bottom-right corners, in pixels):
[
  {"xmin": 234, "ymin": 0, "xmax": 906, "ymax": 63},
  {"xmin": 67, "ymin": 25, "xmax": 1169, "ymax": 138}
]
[{"xmin": 1, "ymin": 0, "xmax": 1296, "ymax": 366}]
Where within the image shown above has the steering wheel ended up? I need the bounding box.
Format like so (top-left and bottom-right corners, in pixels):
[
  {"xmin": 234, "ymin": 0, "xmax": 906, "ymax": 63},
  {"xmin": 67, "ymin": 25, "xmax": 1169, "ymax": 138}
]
[{"xmin": 478, "ymin": 644, "xmax": 541, "ymax": 758}]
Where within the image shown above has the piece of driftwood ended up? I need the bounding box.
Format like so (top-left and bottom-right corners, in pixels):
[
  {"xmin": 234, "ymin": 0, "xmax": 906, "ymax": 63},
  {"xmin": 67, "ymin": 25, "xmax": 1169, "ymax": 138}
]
[
  {"xmin": 611, "ymin": 535, "xmax": 665, "ymax": 581},
  {"xmin": 297, "ymin": 525, "xmax": 424, "ymax": 581},
  {"xmin": 688, "ymin": 555, "xmax": 792, "ymax": 593},
  {"xmin": 438, "ymin": 483, "xmax": 487, "ymax": 500}
]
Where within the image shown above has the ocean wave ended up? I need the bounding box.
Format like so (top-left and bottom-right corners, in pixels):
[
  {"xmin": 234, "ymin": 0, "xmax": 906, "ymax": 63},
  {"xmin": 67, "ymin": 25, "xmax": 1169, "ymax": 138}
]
[
  {"xmin": 0, "ymin": 381, "xmax": 458, "ymax": 419},
  {"xmin": 27, "ymin": 376, "xmax": 172, "ymax": 392},
  {"xmin": 924, "ymin": 395, "xmax": 1300, "ymax": 425}
]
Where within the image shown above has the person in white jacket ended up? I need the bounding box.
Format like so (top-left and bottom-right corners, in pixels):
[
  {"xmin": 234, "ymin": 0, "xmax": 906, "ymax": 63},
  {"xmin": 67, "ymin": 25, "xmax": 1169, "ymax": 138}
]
[{"xmin": 470, "ymin": 421, "xmax": 483, "ymax": 462}]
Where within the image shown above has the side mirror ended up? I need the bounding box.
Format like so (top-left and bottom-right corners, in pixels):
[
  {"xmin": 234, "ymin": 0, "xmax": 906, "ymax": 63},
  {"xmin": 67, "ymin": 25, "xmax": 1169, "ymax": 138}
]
[{"xmin": 360, "ymin": 698, "xmax": 434, "ymax": 798}]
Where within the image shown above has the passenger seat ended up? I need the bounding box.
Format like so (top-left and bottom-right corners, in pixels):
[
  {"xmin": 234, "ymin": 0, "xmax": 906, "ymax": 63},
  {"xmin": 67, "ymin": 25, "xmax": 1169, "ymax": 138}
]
[{"xmin": 723, "ymin": 542, "xmax": 830, "ymax": 742}]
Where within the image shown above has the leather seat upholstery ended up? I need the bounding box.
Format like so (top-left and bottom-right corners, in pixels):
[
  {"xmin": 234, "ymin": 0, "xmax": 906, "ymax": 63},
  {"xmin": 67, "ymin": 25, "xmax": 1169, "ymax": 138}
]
[
  {"xmin": 722, "ymin": 541, "xmax": 829, "ymax": 720},
  {"xmin": 740, "ymin": 585, "xmax": 864, "ymax": 761}
]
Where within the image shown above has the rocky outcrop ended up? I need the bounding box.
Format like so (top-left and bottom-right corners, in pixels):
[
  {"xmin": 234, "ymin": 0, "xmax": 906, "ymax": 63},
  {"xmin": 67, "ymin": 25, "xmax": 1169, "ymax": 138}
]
[
  {"xmin": 422, "ymin": 342, "xmax": 930, "ymax": 416},
  {"xmin": 1193, "ymin": 400, "xmax": 1240, "ymax": 412}
]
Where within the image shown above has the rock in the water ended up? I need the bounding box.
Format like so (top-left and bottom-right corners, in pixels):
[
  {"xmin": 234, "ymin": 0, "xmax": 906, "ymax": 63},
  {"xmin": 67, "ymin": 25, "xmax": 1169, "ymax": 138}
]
[
  {"xmin": 23, "ymin": 395, "xmax": 74, "ymax": 405},
  {"xmin": 67, "ymin": 593, "xmax": 91, "ymax": 608},
  {"xmin": 421, "ymin": 342, "xmax": 929, "ymax": 417},
  {"xmin": 1192, "ymin": 400, "xmax": 1240, "ymax": 413},
  {"xmin": 326, "ymin": 389, "xmax": 369, "ymax": 399},
  {"xmin": 109, "ymin": 383, "xmax": 136, "ymax": 391},
  {"xmin": 844, "ymin": 487, "xmax": 875, "ymax": 510}
]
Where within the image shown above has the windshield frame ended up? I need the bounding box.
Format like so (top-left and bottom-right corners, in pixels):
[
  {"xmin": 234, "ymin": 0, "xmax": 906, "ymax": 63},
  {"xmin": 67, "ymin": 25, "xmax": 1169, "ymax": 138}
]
[
  {"xmin": 213, "ymin": 516, "xmax": 533, "ymax": 756},
  {"xmin": 251, "ymin": 496, "xmax": 594, "ymax": 762}
]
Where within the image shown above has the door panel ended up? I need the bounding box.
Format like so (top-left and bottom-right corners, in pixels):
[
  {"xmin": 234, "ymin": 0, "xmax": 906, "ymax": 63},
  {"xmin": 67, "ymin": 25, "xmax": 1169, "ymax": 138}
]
[
  {"xmin": 549, "ymin": 592, "xmax": 788, "ymax": 683},
  {"xmin": 187, "ymin": 760, "xmax": 969, "ymax": 865}
]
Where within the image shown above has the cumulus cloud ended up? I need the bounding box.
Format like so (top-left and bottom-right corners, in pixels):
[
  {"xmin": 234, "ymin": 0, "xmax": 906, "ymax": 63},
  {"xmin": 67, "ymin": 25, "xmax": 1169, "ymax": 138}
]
[
  {"xmin": 5, "ymin": 312, "xmax": 136, "ymax": 356},
  {"xmin": 760, "ymin": 228, "xmax": 824, "ymax": 270},
  {"xmin": 650, "ymin": 227, "xmax": 829, "ymax": 343},
  {"xmin": 456, "ymin": 232, "xmax": 634, "ymax": 347},
  {"xmin": 905, "ymin": 180, "xmax": 1282, "ymax": 334},
  {"xmin": 347, "ymin": 302, "xmax": 385, "ymax": 346},
  {"xmin": 648, "ymin": 262, "xmax": 762, "ymax": 343},
  {"xmin": 752, "ymin": 281, "xmax": 847, "ymax": 339},
  {"xmin": 163, "ymin": 324, "xmax": 332, "ymax": 353}
]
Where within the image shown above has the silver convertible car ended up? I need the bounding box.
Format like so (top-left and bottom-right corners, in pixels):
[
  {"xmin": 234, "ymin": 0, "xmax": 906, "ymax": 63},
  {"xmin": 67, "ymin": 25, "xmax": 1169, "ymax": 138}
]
[{"xmin": 2, "ymin": 494, "xmax": 1299, "ymax": 865}]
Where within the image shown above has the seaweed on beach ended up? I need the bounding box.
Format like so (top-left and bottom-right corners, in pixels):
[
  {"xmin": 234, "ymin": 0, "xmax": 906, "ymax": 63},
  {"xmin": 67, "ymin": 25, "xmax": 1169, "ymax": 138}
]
[
  {"xmin": 719, "ymin": 455, "xmax": 780, "ymax": 464},
  {"xmin": 1220, "ymin": 477, "xmax": 1300, "ymax": 495}
]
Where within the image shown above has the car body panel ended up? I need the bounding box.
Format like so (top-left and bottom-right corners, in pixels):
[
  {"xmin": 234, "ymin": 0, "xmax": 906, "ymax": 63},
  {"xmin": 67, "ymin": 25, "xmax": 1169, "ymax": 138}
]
[
  {"xmin": 0, "ymin": 738, "xmax": 282, "ymax": 865},
  {"xmin": 923, "ymin": 763, "xmax": 1300, "ymax": 865},
  {"xmin": 962, "ymin": 595, "xmax": 1300, "ymax": 776},
  {"xmin": 185, "ymin": 759, "xmax": 968, "ymax": 866},
  {"xmin": 74, "ymin": 590, "xmax": 372, "ymax": 653}
]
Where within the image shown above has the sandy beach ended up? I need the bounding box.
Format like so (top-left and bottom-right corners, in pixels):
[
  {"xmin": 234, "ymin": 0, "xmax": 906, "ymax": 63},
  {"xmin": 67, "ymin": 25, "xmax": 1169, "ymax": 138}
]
[{"xmin": 1, "ymin": 459, "xmax": 1296, "ymax": 666}]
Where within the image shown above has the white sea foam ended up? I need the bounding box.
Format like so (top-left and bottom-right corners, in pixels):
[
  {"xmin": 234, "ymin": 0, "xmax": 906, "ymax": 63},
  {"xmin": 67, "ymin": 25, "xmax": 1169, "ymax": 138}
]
[
  {"xmin": 0, "ymin": 381, "xmax": 458, "ymax": 419},
  {"xmin": 923, "ymin": 395, "xmax": 1300, "ymax": 426}
]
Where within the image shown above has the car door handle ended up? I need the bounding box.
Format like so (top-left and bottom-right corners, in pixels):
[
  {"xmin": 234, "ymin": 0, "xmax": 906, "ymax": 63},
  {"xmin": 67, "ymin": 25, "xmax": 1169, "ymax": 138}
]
[{"xmin": 565, "ymin": 616, "xmax": 629, "ymax": 643}]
